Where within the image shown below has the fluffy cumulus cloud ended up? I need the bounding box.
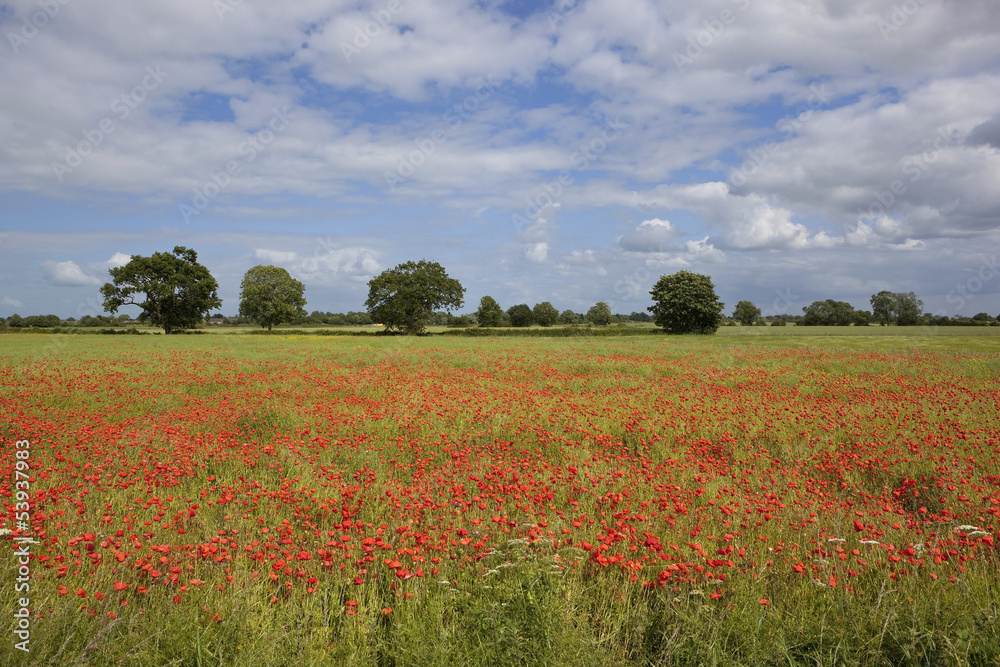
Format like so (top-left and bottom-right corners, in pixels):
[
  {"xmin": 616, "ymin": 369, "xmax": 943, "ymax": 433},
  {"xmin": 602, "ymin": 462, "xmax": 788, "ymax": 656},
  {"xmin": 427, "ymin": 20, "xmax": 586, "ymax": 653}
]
[
  {"xmin": 618, "ymin": 218, "xmax": 676, "ymax": 253},
  {"xmin": 1, "ymin": 0, "xmax": 999, "ymax": 316},
  {"xmin": 41, "ymin": 260, "xmax": 101, "ymax": 286},
  {"xmin": 295, "ymin": 246, "xmax": 381, "ymax": 285},
  {"xmin": 107, "ymin": 252, "xmax": 132, "ymax": 267}
]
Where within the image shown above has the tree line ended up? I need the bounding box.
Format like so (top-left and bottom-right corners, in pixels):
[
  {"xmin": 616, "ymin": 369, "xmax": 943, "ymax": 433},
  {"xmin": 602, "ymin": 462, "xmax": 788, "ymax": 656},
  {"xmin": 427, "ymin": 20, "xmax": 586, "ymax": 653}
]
[{"xmin": 2, "ymin": 246, "xmax": 998, "ymax": 334}]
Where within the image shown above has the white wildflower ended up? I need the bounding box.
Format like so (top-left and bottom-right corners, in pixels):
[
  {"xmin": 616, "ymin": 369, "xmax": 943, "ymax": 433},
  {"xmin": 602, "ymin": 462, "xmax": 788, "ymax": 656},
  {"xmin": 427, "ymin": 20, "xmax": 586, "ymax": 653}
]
[{"xmin": 954, "ymin": 525, "xmax": 979, "ymax": 532}]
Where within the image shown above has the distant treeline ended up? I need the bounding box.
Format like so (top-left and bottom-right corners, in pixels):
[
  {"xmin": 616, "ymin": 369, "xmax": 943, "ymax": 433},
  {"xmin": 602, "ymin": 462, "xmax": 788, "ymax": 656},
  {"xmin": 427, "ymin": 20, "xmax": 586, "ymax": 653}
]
[
  {"xmin": 3, "ymin": 309, "xmax": 997, "ymax": 330},
  {"xmin": 0, "ymin": 310, "xmax": 655, "ymax": 329}
]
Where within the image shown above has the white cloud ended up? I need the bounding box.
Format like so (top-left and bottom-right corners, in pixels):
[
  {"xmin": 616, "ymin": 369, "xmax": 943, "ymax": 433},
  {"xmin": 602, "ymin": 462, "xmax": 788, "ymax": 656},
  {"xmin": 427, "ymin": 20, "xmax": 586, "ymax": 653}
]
[
  {"xmin": 296, "ymin": 247, "xmax": 381, "ymax": 285},
  {"xmin": 254, "ymin": 249, "xmax": 298, "ymax": 264},
  {"xmin": 107, "ymin": 252, "xmax": 132, "ymax": 267},
  {"xmin": 524, "ymin": 242, "xmax": 549, "ymax": 263},
  {"xmin": 618, "ymin": 218, "xmax": 676, "ymax": 252},
  {"xmin": 2, "ymin": 297, "xmax": 24, "ymax": 308},
  {"xmin": 40, "ymin": 260, "xmax": 100, "ymax": 286}
]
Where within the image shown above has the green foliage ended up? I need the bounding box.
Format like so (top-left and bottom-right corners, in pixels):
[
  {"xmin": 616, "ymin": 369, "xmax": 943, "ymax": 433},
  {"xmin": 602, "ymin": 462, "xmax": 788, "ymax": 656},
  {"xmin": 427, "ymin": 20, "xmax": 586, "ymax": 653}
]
[
  {"xmin": 476, "ymin": 295, "xmax": 505, "ymax": 327},
  {"xmin": 648, "ymin": 271, "xmax": 724, "ymax": 334},
  {"xmin": 732, "ymin": 300, "xmax": 762, "ymax": 326},
  {"xmin": 801, "ymin": 299, "xmax": 856, "ymax": 326},
  {"xmin": 365, "ymin": 260, "xmax": 465, "ymax": 335},
  {"xmin": 238, "ymin": 265, "xmax": 307, "ymax": 330},
  {"xmin": 507, "ymin": 303, "xmax": 534, "ymax": 327},
  {"xmin": 870, "ymin": 291, "xmax": 924, "ymax": 325},
  {"xmin": 853, "ymin": 309, "xmax": 873, "ymax": 326},
  {"xmin": 532, "ymin": 301, "xmax": 559, "ymax": 327},
  {"xmin": 559, "ymin": 310, "xmax": 582, "ymax": 325},
  {"xmin": 100, "ymin": 246, "xmax": 222, "ymax": 334},
  {"xmin": 586, "ymin": 301, "xmax": 613, "ymax": 326}
]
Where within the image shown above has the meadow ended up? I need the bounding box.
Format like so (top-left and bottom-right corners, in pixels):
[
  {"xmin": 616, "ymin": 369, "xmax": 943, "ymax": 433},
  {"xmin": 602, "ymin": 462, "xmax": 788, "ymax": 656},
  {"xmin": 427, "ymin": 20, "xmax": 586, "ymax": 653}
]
[{"xmin": 2, "ymin": 332, "xmax": 1000, "ymax": 666}]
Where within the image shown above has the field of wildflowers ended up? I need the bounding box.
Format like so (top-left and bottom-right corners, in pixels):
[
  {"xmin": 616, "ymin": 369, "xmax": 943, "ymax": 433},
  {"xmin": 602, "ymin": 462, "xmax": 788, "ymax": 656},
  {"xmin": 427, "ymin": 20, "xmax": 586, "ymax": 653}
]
[{"xmin": 2, "ymin": 334, "xmax": 999, "ymax": 665}]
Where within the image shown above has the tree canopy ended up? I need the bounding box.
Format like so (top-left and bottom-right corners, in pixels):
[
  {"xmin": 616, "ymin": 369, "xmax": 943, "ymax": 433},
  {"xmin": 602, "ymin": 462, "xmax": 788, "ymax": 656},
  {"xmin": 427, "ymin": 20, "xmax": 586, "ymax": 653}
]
[
  {"xmin": 801, "ymin": 299, "xmax": 856, "ymax": 326},
  {"xmin": 100, "ymin": 246, "xmax": 222, "ymax": 334},
  {"xmin": 648, "ymin": 271, "xmax": 724, "ymax": 334},
  {"xmin": 475, "ymin": 296, "xmax": 504, "ymax": 327},
  {"xmin": 733, "ymin": 300, "xmax": 762, "ymax": 326},
  {"xmin": 238, "ymin": 265, "xmax": 307, "ymax": 330},
  {"xmin": 532, "ymin": 302, "xmax": 559, "ymax": 327},
  {"xmin": 507, "ymin": 303, "xmax": 534, "ymax": 327},
  {"xmin": 586, "ymin": 302, "xmax": 613, "ymax": 326},
  {"xmin": 365, "ymin": 260, "xmax": 465, "ymax": 335},
  {"xmin": 870, "ymin": 291, "xmax": 924, "ymax": 326}
]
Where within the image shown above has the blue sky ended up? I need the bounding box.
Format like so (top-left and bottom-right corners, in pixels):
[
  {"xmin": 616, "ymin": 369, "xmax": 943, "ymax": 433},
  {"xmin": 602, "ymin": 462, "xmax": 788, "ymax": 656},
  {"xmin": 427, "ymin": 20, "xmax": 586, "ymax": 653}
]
[{"xmin": 1, "ymin": 0, "xmax": 999, "ymax": 320}]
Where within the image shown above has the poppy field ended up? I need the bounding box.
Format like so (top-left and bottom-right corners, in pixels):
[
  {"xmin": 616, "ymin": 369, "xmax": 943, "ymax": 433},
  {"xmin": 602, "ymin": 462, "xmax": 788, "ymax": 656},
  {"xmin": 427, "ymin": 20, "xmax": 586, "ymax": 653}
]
[{"xmin": 2, "ymin": 333, "xmax": 1000, "ymax": 665}]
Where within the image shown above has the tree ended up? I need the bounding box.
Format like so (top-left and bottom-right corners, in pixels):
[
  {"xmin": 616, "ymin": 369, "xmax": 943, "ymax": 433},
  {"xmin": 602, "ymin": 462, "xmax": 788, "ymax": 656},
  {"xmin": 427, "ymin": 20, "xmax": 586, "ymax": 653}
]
[
  {"xmin": 801, "ymin": 300, "xmax": 855, "ymax": 326},
  {"xmin": 532, "ymin": 302, "xmax": 559, "ymax": 327},
  {"xmin": 475, "ymin": 296, "xmax": 504, "ymax": 327},
  {"xmin": 559, "ymin": 310, "xmax": 580, "ymax": 325},
  {"xmin": 732, "ymin": 300, "xmax": 761, "ymax": 326},
  {"xmin": 853, "ymin": 309, "xmax": 873, "ymax": 326},
  {"xmin": 238, "ymin": 265, "xmax": 307, "ymax": 330},
  {"xmin": 648, "ymin": 271, "xmax": 724, "ymax": 334},
  {"xmin": 507, "ymin": 303, "xmax": 534, "ymax": 327},
  {"xmin": 101, "ymin": 246, "xmax": 222, "ymax": 334},
  {"xmin": 365, "ymin": 260, "xmax": 465, "ymax": 335},
  {"xmin": 894, "ymin": 291, "xmax": 923, "ymax": 326},
  {"xmin": 870, "ymin": 291, "xmax": 895, "ymax": 326},
  {"xmin": 586, "ymin": 301, "xmax": 613, "ymax": 326},
  {"xmin": 870, "ymin": 291, "xmax": 924, "ymax": 326}
]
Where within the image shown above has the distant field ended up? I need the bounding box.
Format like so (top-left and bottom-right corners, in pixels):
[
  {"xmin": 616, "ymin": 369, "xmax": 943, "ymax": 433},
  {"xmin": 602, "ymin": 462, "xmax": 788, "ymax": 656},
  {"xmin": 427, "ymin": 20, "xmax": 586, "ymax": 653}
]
[{"xmin": 2, "ymin": 333, "xmax": 999, "ymax": 665}]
